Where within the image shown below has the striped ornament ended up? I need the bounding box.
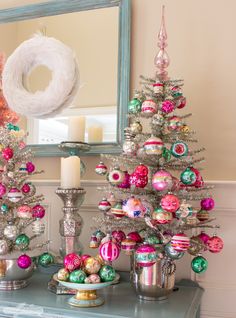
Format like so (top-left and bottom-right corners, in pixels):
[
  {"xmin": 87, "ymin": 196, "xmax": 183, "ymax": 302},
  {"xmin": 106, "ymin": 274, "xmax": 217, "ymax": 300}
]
[
  {"xmin": 99, "ymin": 240, "xmax": 120, "ymax": 262},
  {"xmin": 144, "ymin": 137, "xmax": 164, "ymax": 155},
  {"xmin": 171, "ymin": 233, "xmax": 190, "ymax": 252}
]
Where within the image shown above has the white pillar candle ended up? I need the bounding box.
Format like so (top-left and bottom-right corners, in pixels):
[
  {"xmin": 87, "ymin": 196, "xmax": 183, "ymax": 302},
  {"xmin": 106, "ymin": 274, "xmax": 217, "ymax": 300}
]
[
  {"xmin": 68, "ymin": 116, "xmax": 86, "ymax": 142},
  {"xmin": 88, "ymin": 125, "xmax": 103, "ymax": 143},
  {"xmin": 61, "ymin": 156, "xmax": 80, "ymax": 188}
]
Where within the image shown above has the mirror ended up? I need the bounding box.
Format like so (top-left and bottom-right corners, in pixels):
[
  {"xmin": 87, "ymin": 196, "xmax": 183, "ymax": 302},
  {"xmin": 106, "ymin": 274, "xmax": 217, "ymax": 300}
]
[{"xmin": 0, "ymin": 0, "xmax": 130, "ymax": 156}]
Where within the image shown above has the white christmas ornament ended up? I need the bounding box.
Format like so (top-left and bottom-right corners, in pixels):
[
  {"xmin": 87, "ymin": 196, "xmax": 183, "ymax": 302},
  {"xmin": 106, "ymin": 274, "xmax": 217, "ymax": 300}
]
[{"xmin": 2, "ymin": 34, "xmax": 79, "ymax": 118}]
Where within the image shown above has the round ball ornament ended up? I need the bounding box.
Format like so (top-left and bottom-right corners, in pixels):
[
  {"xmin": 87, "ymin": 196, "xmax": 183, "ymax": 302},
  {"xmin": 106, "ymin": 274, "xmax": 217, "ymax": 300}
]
[
  {"xmin": 21, "ymin": 183, "xmax": 31, "ymax": 194},
  {"xmin": 32, "ymin": 220, "xmax": 45, "ymax": 235},
  {"xmin": 171, "ymin": 141, "xmax": 188, "ymax": 158},
  {"xmin": 164, "ymin": 242, "xmax": 184, "ymax": 260},
  {"xmin": 171, "ymin": 233, "xmax": 190, "ymax": 252},
  {"xmin": 4, "ymin": 224, "xmax": 19, "ymax": 240},
  {"xmin": 135, "ymin": 244, "xmax": 157, "ymax": 267},
  {"xmin": 128, "ymin": 97, "xmax": 142, "ymax": 114},
  {"xmin": 108, "ymin": 167, "xmax": 125, "ymax": 186},
  {"xmin": 7, "ymin": 188, "xmax": 22, "ymax": 203},
  {"xmin": 99, "ymin": 265, "xmax": 116, "ymax": 282},
  {"xmin": 201, "ymin": 198, "xmax": 215, "ymax": 211},
  {"xmin": 15, "ymin": 234, "xmax": 30, "ymax": 250},
  {"xmin": 144, "ymin": 235, "xmax": 161, "ymax": 246},
  {"xmin": 121, "ymin": 238, "xmax": 136, "ymax": 254},
  {"xmin": 127, "ymin": 231, "xmax": 142, "ymax": 243},
  {"xmin": 161, "ymin": 100, "xmax": 175, "ymax": 113},
  {"xmin": 112, "ymin": 230, "xmax": 126, "ymax": 243},
  {"xmin": 38, "ymin": 252, "xmax": 54, "ymax": 267},
  {"xmin": 99, "ymin": 240, "xmax": 120, "ymax": 262},
  {"xmin": 17, "ymin": 254, "xmax": 32, "ymax": 269},
  {"xmin": 98, "ymin": 198, "xmax": 111, "ymax": 213},
  {"xmin": 175, "ymin": 202, "xmax": 193, "ymax": 219},
  {"xmin": 191, "ymin": 256, "xmax": 208, "ymax": 274},
  {"xmin": 122, "ymin": 197, "xmax": 144, "ymax": 218},
  {"xmin": 93, "ymin": 230, "xmax": 106, "ymax": 242},
  {"xmin": 141, "ymin": 99, "xmax": 157, "ymax": 114},
  {"xmin": 81, "ymin": 254, "xmax": 91, "ymax": 266},
  {"xmin": 176, "ymin": 96, "xmax": 186, "ymax": 109},
  {"xmin": 69, "ymin": 269, "xmax": 87, "ymax": 283},
  {"xmin": 2, "ymin": 35, "xmax": 79, "ymax": 118},
  {"xmin": 153, "ymin": 82, "xmax": 164, "ymax": 94},
  {"xmin": 84, "ymin": 257, "xmax": 101, "ymax": 274},
  {"xmin": 122, "ymin": 139, "xmax": 137, "ymax": 156},
  {"xmin": 130, "ymin": 120, "xmax": 142, "ymax": 134},
  {"xmin": 144, "ymin": 136, "xmax": 164, "ymax": 155},
  {"xmin": 180, "ymin": 167, "xmax": 197, "ymax": 185},
  {"xmin": 152, "ymin": 169, "xmax": 173, "ymax": 191},
  {"xmin": 134, "ymin": 174, "xmax": 148, "ymax": 188},
  {"xmin": 152, "ymin": 207, "xmax": 173, "ymax": 224},
  {"xmin": 95, "ymin": 161, "xmax": 107, "ymax": 176},
  {"xmin": 85, "ymin": 274, "xmax": 101, "ymax": 284},
  {"xmin": 198, "ymin": 232, "xmax": 210, "ymax": 250},
  {"xmin": 111, "ymin": 201, "xmax": 126, "ymax": 218},
  {"xmin": 152, "ymin": 112, "xmax": 164, "ymax": 126},
  {"xmin": 0, "ymin": 183, "xmax": 6, "ymax": 197},
  {"xmin": 2, "ymin": 147, "xmax": 14, "ymax": 160},
  {"xmin": 207, "ymin": 235, "xmax": 224, "ymax": 253},
  {"xmin": 170, "ymin": 85, "xmax": 182, "ymax": 98},
  {"xmin": 32, "ymin": 204, "xmax": 45, "ymax": 219},
  {"xmin": 161, "ymin": 194, "xmax": 180, "ymax": 213},
  {"xmin": 135, "ymin": 164, "xmax": 148, "ymax": 177},
  {"xmin": 188, "ymin": 236, "xmax": 205, "ymax": 256},
  {"xmin": 197, "ymin": 210, "xmax": 209, "ymax": 222},
  {"xmin": 26, "ymin": 162, "xmax": 35, "ymax": 173},
  {"xmin": 117, "ymin": 171, "xmax": 130, "ymax": 189},
  {"xmin": 89, "ymin": 235, "xmax": 99, "ymax": 249},
  {"xmin": 57, "ymin": 268, "xmax": 69, "ymax": 281},
  {"xmin": 63, "ymin": 253, "xmax": 81, "ymax": 272},
  {"xmin": 167, "ymin": 116, "xmax": 182, "ymax": 131},
  {"xmin": 0, "ymin": 239, "xmax": 9, "ymax": 255}
]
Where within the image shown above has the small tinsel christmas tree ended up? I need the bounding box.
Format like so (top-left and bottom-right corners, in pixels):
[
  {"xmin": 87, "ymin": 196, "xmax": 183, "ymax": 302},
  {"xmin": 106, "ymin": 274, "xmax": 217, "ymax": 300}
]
[
  {"xmin": 0, "ymin": 124, "xmax": 49, "ymax": 269},
  {"xmin": 91, "ymin": 7, "xmax": 223, "ymax": 275}
]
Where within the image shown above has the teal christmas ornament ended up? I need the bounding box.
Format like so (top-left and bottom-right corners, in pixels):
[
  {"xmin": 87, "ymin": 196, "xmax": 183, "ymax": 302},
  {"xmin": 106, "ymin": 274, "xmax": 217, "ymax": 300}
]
[
  {"xmin": 128, "ymin": 98, "xmax": 142, "ymax": 114},
  {"xmin": 38, "ymin": 252, "xmax": 55, "ymax": 267},
  {"xmin": 171, "ymin": 141, "xmax": 188, "ymax": 158},
  {"xmin": 69, "ymin": 269, "xmax": 87, "ymax": 283},
  {"xmin": 0, "ymin": 204, "xmax": 8, "ymax": 214},
  {"xmin": 180, "ymin": 167, "xmax": 197, "ymax": 185},
  {"xmin": 99, "ymin": 265, "xmax": 116, "ymax": 282},
  {"xmin": 191, "ymin": 255, "xmax": 208, "ymax": 274},
  {"xmin": 15, "ymin": 233, "xmax": 30, "ymax": 250},
  {"xmin": 6, "ymin": 123, "xmax": 20, "ymax": 131}
]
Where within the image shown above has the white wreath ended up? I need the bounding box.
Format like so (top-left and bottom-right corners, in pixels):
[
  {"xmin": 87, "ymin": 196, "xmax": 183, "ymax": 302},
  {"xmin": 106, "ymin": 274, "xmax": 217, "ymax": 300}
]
[{"xmin": 2, "ymin": 34, "xmax": 79, "ymax": 118}]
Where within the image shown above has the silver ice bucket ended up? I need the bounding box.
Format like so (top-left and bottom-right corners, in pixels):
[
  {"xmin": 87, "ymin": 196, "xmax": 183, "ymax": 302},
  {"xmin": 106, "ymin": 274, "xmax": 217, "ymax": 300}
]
[{"xmin": 131, "ymin": 255, "xmax": 176, "ymax": 300}]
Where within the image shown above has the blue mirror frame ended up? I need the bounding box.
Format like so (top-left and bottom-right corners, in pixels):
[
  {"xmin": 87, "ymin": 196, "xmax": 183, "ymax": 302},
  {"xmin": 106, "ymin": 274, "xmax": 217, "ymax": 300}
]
[{"xmin": 0, "ymin": 0, "xmax": 130, "ymax": 156}]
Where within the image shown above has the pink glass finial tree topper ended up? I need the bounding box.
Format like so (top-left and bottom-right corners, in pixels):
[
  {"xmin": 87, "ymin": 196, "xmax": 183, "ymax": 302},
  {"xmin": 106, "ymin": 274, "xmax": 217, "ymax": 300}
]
[{"xmin": 154, "ymin": 5, "xmax": 170, "ymax": 81}]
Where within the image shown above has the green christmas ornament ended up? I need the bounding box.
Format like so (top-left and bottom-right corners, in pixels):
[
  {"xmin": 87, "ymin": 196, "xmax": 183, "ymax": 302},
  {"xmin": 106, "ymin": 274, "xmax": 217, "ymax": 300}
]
[
  {"xmin": 144, "ymin": 235, "xmax": 162, "ymax": 246},
  {"xmin": 15, "ymin": 234, "xmax": 30, "ymax": 250},
  {"xmin": 1, "ymin": 204, "xmax": 8, "ymax": 214},
  {"xmin": 6, "ymin": 123, "xmax": 20, "ymax": 131},
  {"xmin": 162, "ymin": 147, "xmax": 172, "ymax": 162},
  {"xmin": 69, "ymin": 269, "xmax": 87, "ymax": 283},
  {"xmin": 99, "ymin": 265, "xmax": 116, "ymax": 282},
  {"xmin": 191, "ymin": 255, "xmax": 208, "ymax": 274},
  {"xmin": 128, "ymin": 98, "xmax": 142, "ymax": 114},
  {"xmin": 180, "ymin": 167, "xmax": 197, "ymax": 185},
  {"xmin": 38, "ymin": 252, "xmax": 55, "ymax": 267}
]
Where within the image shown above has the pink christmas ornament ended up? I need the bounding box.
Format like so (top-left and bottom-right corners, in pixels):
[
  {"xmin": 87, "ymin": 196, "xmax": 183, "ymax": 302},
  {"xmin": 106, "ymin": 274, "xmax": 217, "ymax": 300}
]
[
  {"xmin": 17, "ymin": 205, "xmax": 32, "ymax": 218},
  {"xmin": 167, "ymin": 115, "xmax": 182, "ymax": 131},
  {"xmin": 161, "ymin": 100, "xmax": 175, "ymax": 113},
  {"xmin": 207, "ymin": 236, "xmax": 224, "ymax": 253},
  {"xmin": 64, "ymin": 253, "xmax": 81, "ymax": 272},
  {"xmin": 112, "ymin": 230, "xmax": 126, "ymax": 243},
  {"xmin": 152, "ymin": 169, "xmax": 173, "ymax": 191},
  {"xmin": 2, "ymin": 147, "xmax": 14, "ymax": 160},
  {"xmin": 121, "ymin": 238, "xmax": 136, "ymax": 253},
  {"xmin": 122, "ymin": 197, "xmax": 144, "ymax": 218},
  {"xmin": 17, "ymin": 254, "xmax": 32, "ymax": 269},
  {"xmin": 99, "ymin": 240, "xmax": 120, "ymax": 262},
  {"xmin": 135, "ymin": 174, "xmax": 148, "ymax": 188},
  {"xmin": 98, "ymin": 198, "xmax": 111, "ymax": 212},
  {"xmin": 135, "ymin": 164, "xmax": 148, "ymax": 177},
  {"xmin": 118, "ymin": 171, "xmax": 130, "ymax": 189},
  {"xmin": 176, "ymin": 96, "xmax": 186, "ymax": 109},
  {"xmin": 95, "ymin": 161, "xmax": 107, "ymax": 175},
  {"xmin": 144, "ymin": 136, "xmax": 164, "ymax": 155},
  {"xmin": 7, "ymin": 188, "xmax": 22, "ymax": 202},
  {"xmin": 141, "ymin": 100, "xmax": 158, "ymax": 114},
  {"xmin": 0, "ymin": 183, "xmax": 6, "ymax": 197},
  {"xmin": 161, "ymin": 194, "xmax": 180, "ymax": 213},
  {"xmin": 201, "ymin": 198, "xmax": 215, "ymax": 211},
  {"xmin": 135, "ymin": 244, "xmax": 157, "ymax": 267},
  {"xmin": 198, "ymin": 232, "xmax": 210, "ymax": 250},
  {"xmin": 32, "ymin": 204, "xmax": 45, "ymax": 219},
  {"xmin": 21, "ymin": 183, "xmax": 31, "ymax": 194},
  {"xmin": 127, "ymin": 231, "xmax": 142, "ymax": 243},
  {"xmin": 26, "ymin": 162, "xmax": 35, "ymax": 173},
  {"xmin": 171, "ymin": 233, "xmax": 190, "ymax": 252}
]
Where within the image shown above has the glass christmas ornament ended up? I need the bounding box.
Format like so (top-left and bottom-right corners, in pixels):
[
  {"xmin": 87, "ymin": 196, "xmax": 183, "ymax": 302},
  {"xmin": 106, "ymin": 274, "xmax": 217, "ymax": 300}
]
[
  {"xmin": 118, "ymin": 171, "xmax": 130, "ymax": 189},
  {"xmin": 135, "ymin": 244, "xmax": 157, "ymax": 267},
  {"xmin": 4, "ymin": 223, "xmax": 19, "ymax": 240},
  {"xmin": 98, "ymin": 198, "xmax": 111, "ymax": 213},
  {"xmin": 32, "ymin": 220, "xmax": 45, "ymax": 235},
  {"xmin": 175, "ymin": 202, "xmax": 193, "ymax": 219},
  {"xmin": 84, "ymin": 257, "xmax": 101, "ymax": 274},
  {"xmin": 198, "ymin": 232, "xmax": 210, "ymax": 250},
  {"xmin": 99, "ymin": 240, "xmax": 120, "ymax": 262},
  {"xmin": 161, "ymin": 194, "xmax": 180, "ymax": 213},
  {"xmin": 99, "ymin": 265, "xmax": 116, "ymax": 282},
  {"xmin": 2, "ymin": 147, "xmax": 14, "ymax": 160},
  {"xmin": 197, "ymin": 210, "xmax": 209, "ymax": 222},
  {"xmin": 0, "ymin": 183, "xmax": 6, "ymax": 197},
  {"xmin": 112, "ymin": 230, "xmax": 126, "ymax": 243},
  {"xmin": 136, "ymin": 146, "xmax": 146, "ymax": 159},
  {"xmin": 200, "ymin": 197, "xmax": 215, "ymax": 211},
  {"xmin": 134, "ymin": 174, "xmax": 148, "ymax": 188},
  {"xmin": 64, "ymin": 253, "xmax": 81, "ymax": 272},
  {"xmin": 26, "ymin": 161, "xmax": 35, "ymax": 173},
  {"xmin": 207, "ymin": 235, "xmax": 224, "ymax": 253},
  {"xmin": 89, "ymin": 235, "xmax": 99, "ymax": 249},
  {"xmin": 130, "ymin": 120, "xmax": 142, "ymax": 134},
  {"xmin": 135, "ymin": 164, "xmax": 148, "ymax": 177},
  {"xmin": 69, "ymin": 269, "xmax": 87, "ymax": 283},
  {"xmin": 176, "ymin": 96, "xmax": 186, "ymax": 109},
  {"xmin": 58, "ymin": 268, "xmax": 70, "ymax": 281},
  {"xmin": 171, "ymin": 233, "xmax": 190, "ymax": 252},
  {"xmin": 180, "ymin": 167, "xmax": 197, "ymax": 185},
  {"xmin": 152, "ymin": 111, "xmax": 164, "ymax": 126},
  {"xmin": 93, "ymin": 230, "xmax": 106, "ymax": 243},
  {"xmin": 152, "ymin": 169, "xmax": 173, "ymax": 191},
  {"xmin": 164, "ymin": 242, "xmax": 184, "ymax": 260},
  {"xmin": 15, "ymin": 234, "xmax": 30, "ymax": 250},
  {"xmin": 127, "ymin": 231, "xmax": 142, "ymax": 243},
  {"xmin": 32, "ymin": 204, "xmax": 45, "ymax": 219},
  {"xmin": 7, "ymin": 188, "xmax": 22, "ymax": 203},
  {"xmin": 181, "ymin": 124, "xmax": 190, "ymax": 133},
  {"xmin": 0, "ymin": 239, "xmax": 9, "ymax": 255},
  {"xmin": 108, "ymin": 167, "xmax": 125, "ymax": 186},
  {"xmin": 161, "ymin": 100, "xmax": 175, "ymax": 113},
  {"xmin": 153, "ymin": 82, "xmax": 164, "ymax": 94},
  {"xmin": 95, "ymin": 161, "xmax": 107, "ymax": 176},
  {"xmin": 123, "ymin": 129, "xmax": 137, "ymax": 156},
  {"xmin": 38, "ymin": 252, "xmax": 54, "ymax": 267},
  {"xmin": 188, "ymin": 236, "xmax": 205, "ymax": 256},
  {"xmin": 144, "ymin": 136, "xmax": 164, "ymax": 155},
  {"xmin": 162, "ymin": 147, "xmax": 172, "ymax": 162},
  {"xmin": 111, "ymin": 201, "xmax": 126, "ymax": 218},
  {"xmin": 122, "ymin": 197, "xmax": 144, "ymax": 218},
  {"xmin": 85, "ymin": 274, "xmax": 101, "ymax": 284},
  {"xmin": 128, "ymin": 97, "xmax": 142, "ymax": 114},
  {"xmin": 17, "ymin": 254, "xmax": 32, "ymax": 269},
  {"xmin": 170, "ymin": 86, "xmax": 182, "ymax": 98},
  {"xmin": 0, "ymin": 203, "xmax": 8, "ymax": 214},
  {"xmin": 191, "ymin": 255, "xmax": 208, "ymax": 274},
  {"xmin": 171, "ymin": 141, "xmax": 188, "ymax": 158},
  {"xmin": 144, "ymin": 235, "xmax": 161, "ymax": 246},
  {"xmin": 152, "ymin": 207, "xmax": 173, "ymax": 224},
  {"xmin": 21, "ymin": 183, "xmax": 31, "ymax": 194},
  {"xmin": 121, "ymin": 238, "xmax": 136, "ymax": 254},
  {"xmin": 81, "ymin": 254, "xmax": 91, "ymax": 266},
  {"xmin": 141, "ymin": 99, "xmax": 158, "ymax": 114},
  {"xmin": 167, "ymin": 115, "xmax": 182, "ymax": 131}
]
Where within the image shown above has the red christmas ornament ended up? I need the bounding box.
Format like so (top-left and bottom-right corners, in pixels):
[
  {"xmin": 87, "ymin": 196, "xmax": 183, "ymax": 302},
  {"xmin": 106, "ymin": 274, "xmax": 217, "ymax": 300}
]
[
  {"xmin": 135, "ymin": 174, "xmax": 148, "ymax": 188},
  {"xmin": 207, "ymin": 235, "xmax": 224, "ymax": 253},
  {"xmin": 2, "ymin": 147, "xmax": 13, "ymax": 160},
  {"xmin": 161, "ymin": 194, "xmax": 180, "ymax": 213},
  {"xmin": 99, "ymin": 239, "xmax": 120, "ymax": 262},
  {"xmin": 32, "ymin": 204, "xmax": 45, "ymax": 219},
  {"xmin": 127, "ymin": 231, "xmax": 142, "ymax": 243},
  {"xmin": 135, "ymin": 164, "xmax": 149, "ymax": 177},
  {"xmin": 112, "ymin": 230, "xmax": 126, "ymax": 243},
  {"xmin": 176, "ymin": 96, "xmax": 186, "ymax": 109},
  {"xmin": 21, "ymin": 183, "xmax": 31, "ymax": 194}
]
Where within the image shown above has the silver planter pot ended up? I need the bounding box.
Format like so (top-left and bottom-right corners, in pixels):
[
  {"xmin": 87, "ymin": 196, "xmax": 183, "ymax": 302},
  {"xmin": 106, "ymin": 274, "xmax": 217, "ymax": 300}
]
[
  {"xmin": 131, "ymin": 255, "xmax": 176, "ymax": 301},
  {"xmin": 0, "ymin": 259, "xmax": 35, "ymax": 290}
]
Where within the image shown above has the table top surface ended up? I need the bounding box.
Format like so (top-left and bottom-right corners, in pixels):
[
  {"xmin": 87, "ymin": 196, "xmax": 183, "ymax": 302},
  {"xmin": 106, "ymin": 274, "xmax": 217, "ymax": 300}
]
[{"xmin": 0, "ymin": 272, "xmax": 203, "ymax": 318}]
